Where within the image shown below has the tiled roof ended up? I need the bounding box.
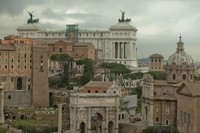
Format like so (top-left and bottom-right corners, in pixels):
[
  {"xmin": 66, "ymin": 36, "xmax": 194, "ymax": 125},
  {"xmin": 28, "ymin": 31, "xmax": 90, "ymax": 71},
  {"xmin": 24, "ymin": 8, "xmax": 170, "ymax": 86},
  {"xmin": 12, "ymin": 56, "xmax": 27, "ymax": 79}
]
[
  {"xmin": 183, "ymin": 82, "xmax": 200, "ymax": 96},
  {"xmin": 154, "ymin": 80, "xmax": 182, "ymax": 86},
  {"xmin": 75, "ymin": 42, "xmax": 95, "ymax": 48},
  {"xmin": 149, "ymin": 53, "xmax": 164, "ymax": 58},
  {"xmin": 84, "ymin": 81, "xmax": 113, "ymax": 88}
]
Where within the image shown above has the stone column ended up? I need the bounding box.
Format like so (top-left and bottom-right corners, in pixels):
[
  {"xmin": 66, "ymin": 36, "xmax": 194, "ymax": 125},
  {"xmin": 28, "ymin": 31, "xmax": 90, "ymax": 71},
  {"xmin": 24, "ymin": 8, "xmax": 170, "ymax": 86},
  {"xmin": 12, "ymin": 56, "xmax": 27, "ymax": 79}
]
[
  {"xmin": 117, "ymin": 43, "xmax": 120, "ymax": 59},
  {"xmin": 115, "ymin": 107, "xmax": 119, "ymax": 133},
  {"xmin": 105, "ymin": 107, "xmax": 108, "ymax": 133},
  {"xmin": 58, "ymin": 104, "xmax": 63, "ymax": 133},
  {"xmin": 87, "ymin": 108, "xmax": 91, "ymax": 133},
  {"xmin": 0, "ymin": 87, "xmax": 4, "ymax": 124}
]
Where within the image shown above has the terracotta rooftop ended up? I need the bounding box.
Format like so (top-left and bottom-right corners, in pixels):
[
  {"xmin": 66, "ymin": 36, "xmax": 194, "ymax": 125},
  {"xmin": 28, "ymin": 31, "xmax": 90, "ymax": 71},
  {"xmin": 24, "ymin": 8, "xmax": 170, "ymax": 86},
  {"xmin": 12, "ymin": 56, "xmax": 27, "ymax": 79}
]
[
  {"xmin": 149, "ymin": 53, "xmax": 164, "ymax": 58},
  {"xmin": 183, "ymin": 82, "xmax": 200, "ymax": 96},
  {"xmin": 154, "ymin": 80, "xmax": 182, "ymax": 87},
  {"xmin": 83, "ymin": 81, "xmax": 113, "ymax": 88}
]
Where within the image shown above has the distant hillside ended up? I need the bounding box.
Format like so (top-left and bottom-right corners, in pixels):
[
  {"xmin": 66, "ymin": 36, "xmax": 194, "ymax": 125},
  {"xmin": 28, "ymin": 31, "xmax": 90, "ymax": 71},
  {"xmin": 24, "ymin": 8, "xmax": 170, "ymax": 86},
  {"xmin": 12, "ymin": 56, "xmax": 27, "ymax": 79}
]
[
  {"xmin": 137, "ymin": 58, "xmax": 200, "ymax": 67},
  {"xmin": 137, "ymin": 58, "xmax": 149, "ymax": 65}
]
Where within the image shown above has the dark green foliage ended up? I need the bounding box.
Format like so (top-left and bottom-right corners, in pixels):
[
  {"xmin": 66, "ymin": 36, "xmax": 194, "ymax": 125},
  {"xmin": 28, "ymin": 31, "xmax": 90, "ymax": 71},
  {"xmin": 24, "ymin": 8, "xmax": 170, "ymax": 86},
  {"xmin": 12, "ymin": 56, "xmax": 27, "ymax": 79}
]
[
  {"xmin": 101, "ymin": 62, "xmax": 131, "ymax": 74},
  {"xmin": 136, "ymin": 98, "xmax": 142, "ymax": 114},
  {"xmin": 49, "ymin": 54, "xmax": 73, "ymax": 88},
  {"xmin": 80, "ymin": 72, "xmax": 93, "ymax": 85},
  {"xmin": 61, "ymin": 63, "xmax": 69, "ymax": 86},
  {"xmin": 194, "ymin": 75, "xmax": 200, "ymax": 80},
  {"xmin": 131, "ymin": 86, "xmax": 142, "ymax": 98},
  {"xmin": 124, "ymin": 72, "xmax": 144, "ymax": 80},
  {"xmin": 78, "ymin": 58, "xmax": 96, "ymax": 85},
  {"xmin": 147, "ymin": 71, "xmax": 166, "ymax": 80},
  {"xmin": 142, "ymin": 126, "xmax": 179, "ymax": 133}
]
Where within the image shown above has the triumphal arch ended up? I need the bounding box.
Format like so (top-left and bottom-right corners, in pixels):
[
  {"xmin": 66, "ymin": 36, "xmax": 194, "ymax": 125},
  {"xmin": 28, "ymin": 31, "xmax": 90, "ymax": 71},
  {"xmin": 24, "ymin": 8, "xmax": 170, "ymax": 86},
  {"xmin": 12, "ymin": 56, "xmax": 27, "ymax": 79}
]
[{"xmin": 69, "ymin": 93, "xmax": 120, "ymax": 133}]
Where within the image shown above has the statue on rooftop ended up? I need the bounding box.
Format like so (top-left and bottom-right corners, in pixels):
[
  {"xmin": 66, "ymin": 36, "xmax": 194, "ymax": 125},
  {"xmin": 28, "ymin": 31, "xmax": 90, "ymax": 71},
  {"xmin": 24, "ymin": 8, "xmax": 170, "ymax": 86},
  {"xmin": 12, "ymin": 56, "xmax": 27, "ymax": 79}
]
[
  {"xmin": 118, "ymin": 10, "xmax": 131, "ymax": 23},
  {"xmin": 27, "ymin": 11, "xmax": 39, "ymax": 24}
]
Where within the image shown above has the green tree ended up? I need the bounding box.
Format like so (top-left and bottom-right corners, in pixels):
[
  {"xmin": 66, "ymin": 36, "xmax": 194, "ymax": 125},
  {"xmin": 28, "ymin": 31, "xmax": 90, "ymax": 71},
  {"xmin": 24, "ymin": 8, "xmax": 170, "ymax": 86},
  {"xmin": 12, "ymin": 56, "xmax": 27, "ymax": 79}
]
[
  {"xmin": 100, "ymin": 62, "xmax": 131, "ymax": 86},
  {"xmin": 147, "ymin": 71, "xmax": 166, "ymax": 80},
  {"xmin": 50, "ymin": 53, "xmax": 73, "ymax": 73},
  {"xmin": 77, "ymin": 58, "xmax": 96, "ymax": 85},
  {"xmin": 50, "ymin": 53, "xmax": 73, "ymax": 88}
]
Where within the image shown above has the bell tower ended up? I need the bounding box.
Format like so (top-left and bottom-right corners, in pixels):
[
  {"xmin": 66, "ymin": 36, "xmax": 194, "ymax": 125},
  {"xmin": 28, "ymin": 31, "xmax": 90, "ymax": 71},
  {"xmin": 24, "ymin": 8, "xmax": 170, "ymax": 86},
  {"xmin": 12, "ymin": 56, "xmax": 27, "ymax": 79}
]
[{"xmin": 32, "ymin": 45, "xmax": 49, "ymax": 107}]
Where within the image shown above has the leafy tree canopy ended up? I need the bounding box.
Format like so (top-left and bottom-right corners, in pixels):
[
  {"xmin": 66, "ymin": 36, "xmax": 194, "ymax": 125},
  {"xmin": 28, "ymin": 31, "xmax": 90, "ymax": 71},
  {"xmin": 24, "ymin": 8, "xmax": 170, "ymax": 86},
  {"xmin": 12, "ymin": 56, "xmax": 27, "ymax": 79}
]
[
  {"xmin": 147, "ymin": 71, "xmax": 166, "ymax": 80},
  {"xmin": 50, "ymin": 53, "xmax": 73, "ymax": 62},
  {"xmin": 101, "ymin": 62, "xmax": 131, "ymax": 74},
  {"xmin": 124, "ymin": 72, "xmax": 144, "ymax": 80}
]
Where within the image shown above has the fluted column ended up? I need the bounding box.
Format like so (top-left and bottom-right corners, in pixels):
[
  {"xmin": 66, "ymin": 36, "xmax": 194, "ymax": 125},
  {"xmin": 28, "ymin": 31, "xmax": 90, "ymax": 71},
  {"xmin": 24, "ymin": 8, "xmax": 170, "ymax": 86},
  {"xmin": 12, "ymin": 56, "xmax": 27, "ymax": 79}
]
[
  {"xmin": 87, "ymin": 107, "xmax": 91, "ymax": 133},
  {"xmin": 105, "ymin": 107, "xmax": 108, "ymax": 133},
  {"xmin": 118, "ymin": 43, "xmax": 120, "ymax": 59},
  {"xmin": 114, "ymin": 107, "xmax": 119, "ymax": 133}
]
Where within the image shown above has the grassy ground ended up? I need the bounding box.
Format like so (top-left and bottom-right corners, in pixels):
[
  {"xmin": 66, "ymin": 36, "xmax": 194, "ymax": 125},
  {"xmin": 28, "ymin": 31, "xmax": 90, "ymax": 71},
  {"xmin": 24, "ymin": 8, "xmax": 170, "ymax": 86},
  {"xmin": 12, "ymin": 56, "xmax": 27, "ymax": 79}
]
[
  {"xmin": 0, "ymin": 128, "xmax": 7, "ymax": 133},
  {"xmin": 8, "ymin": 119, "xmax": 70, "ymax": 133}
]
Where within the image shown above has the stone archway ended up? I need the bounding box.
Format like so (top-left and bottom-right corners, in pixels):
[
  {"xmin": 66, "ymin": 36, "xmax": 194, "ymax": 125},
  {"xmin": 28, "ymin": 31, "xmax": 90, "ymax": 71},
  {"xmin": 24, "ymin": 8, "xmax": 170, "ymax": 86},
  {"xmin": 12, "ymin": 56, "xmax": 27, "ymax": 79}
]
[
  {"xmin": 17, "ymin": 77, "xmax": 23, "ymax": 90},
  {"xmin": 91, "ymin": 113, "xmax": 103, "ymax": 133},
  {"xmin": 80, "ymin": 122, "xmax": 86, "ymax": 133},
  {"xmin": 108, "ymin": 121, "xmax": 114, "ymax": 133},
  {"xmin": 70, "ymin": 93, "xmax": 119, "ymax": 133}
]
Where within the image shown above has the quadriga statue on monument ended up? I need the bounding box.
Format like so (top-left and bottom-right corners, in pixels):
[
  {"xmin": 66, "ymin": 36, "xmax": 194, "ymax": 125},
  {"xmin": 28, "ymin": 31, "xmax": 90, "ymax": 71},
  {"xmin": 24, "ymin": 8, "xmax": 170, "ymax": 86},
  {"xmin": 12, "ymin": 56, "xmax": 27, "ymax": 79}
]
[{"xmin": 27, "ymin": 11, "xmax": 39, "ymax": 24}]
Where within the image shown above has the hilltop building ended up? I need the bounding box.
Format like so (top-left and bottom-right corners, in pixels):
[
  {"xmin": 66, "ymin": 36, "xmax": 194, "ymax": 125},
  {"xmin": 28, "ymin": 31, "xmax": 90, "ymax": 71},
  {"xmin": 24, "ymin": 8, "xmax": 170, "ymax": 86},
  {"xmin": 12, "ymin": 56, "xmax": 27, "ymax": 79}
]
[{"xmin": 16, "ymin": 11, "xmax": 138, "ymax": 69}]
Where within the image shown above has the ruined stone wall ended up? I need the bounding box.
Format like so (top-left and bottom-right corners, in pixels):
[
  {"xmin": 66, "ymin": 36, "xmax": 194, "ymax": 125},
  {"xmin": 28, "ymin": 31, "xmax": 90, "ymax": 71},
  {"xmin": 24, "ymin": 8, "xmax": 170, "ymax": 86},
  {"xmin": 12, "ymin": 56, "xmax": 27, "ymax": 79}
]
[{"xmin": 4, "ymin": 90, "xmax": 31, "ymax": 107}]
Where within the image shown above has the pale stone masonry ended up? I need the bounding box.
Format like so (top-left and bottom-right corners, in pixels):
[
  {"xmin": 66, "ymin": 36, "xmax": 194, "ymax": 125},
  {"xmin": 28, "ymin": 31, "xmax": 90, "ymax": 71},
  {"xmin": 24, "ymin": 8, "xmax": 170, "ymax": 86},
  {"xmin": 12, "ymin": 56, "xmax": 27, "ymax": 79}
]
[
  {"xmin": 142, "ymin": 36, "xmax": 197, "ymax": 131},
  {"xmin": 69, "ymin": 93, "xmax": 120, "ymax": 133}
]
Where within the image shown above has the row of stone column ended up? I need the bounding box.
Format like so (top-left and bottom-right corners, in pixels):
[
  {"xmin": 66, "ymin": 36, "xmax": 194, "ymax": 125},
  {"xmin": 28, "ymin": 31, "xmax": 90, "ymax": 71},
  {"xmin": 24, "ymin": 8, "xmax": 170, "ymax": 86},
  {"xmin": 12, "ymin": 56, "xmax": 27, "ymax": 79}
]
[
  {"xmin": 70, "ymin": 107, "xmax": 118, "ymax": 133},
  {"xmin": 114, "ymin": 42, "xmax": 128, "ymax": 59}
]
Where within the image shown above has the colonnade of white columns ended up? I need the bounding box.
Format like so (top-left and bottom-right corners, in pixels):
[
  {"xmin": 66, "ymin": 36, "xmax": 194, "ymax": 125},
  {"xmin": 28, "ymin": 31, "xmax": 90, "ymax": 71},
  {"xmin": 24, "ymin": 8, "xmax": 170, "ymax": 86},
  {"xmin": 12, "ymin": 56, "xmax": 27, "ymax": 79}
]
[{"xmin": 114, "ymin": 42, "xmax": 128, "ymax": 59}]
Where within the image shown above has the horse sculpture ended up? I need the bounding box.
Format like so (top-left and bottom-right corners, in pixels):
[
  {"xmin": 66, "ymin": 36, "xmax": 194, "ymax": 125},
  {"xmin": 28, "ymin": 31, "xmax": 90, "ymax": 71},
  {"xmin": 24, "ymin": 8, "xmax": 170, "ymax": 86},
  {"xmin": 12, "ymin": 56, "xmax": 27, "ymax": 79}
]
[{"xmin": 27, "ymin": 11, "xmax": 39, "ymax": 24}]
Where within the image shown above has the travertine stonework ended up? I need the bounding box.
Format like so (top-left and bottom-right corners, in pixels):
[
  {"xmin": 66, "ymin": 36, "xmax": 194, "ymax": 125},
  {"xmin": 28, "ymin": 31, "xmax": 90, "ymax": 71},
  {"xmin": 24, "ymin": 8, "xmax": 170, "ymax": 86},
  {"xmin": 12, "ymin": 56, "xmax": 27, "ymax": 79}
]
[{"xmin": 70, "ymin": 93, "xmax": 120, "ymax": 133}]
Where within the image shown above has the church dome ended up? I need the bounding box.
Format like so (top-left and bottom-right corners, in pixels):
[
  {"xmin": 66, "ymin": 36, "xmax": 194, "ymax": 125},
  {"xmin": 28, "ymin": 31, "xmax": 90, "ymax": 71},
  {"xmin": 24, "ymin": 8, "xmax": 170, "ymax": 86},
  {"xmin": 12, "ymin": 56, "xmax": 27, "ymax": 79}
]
[{"xmin": 167, "ymin": 36, "xmax": 193, "ymax": 65}]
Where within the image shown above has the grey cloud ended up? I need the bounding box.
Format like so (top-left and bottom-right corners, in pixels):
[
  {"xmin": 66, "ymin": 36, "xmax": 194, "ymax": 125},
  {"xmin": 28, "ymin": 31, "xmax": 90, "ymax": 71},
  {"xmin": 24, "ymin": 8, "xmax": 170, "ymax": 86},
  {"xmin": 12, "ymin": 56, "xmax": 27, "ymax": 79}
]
[{"xmin": 0, "ymin": 0, "xmax": 48, "ymax": 15}]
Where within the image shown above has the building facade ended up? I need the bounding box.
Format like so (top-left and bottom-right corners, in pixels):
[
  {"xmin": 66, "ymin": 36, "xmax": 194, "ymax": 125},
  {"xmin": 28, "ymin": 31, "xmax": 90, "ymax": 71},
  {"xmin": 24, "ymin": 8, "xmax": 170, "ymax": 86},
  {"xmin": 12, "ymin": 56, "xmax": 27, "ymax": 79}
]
[
  {"xmin": 0, "ymin": 35, "xmax": 49, "ymax": 107},
  {"xmin": 142, "ymin": 36, "xmax": 195, "ymax": 127},
  {"xmin": 16, "ymin": 12, "xmax": 138, "ymax": 69},
  {"xmin": 70, "ymin": 93, "xmax": 120, "ymax": 133},
  {"xmin": 148, "ymin": 53, "xmax": 164, "ymax": 71}
]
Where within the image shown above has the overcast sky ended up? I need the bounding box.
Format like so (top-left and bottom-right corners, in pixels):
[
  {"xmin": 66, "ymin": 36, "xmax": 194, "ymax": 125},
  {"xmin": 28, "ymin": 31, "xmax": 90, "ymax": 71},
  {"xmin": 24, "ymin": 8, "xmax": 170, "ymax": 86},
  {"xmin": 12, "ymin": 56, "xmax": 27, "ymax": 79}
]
[{"xmin": 0, "ymin": 0, "xmax": 200, "ymax": 61}]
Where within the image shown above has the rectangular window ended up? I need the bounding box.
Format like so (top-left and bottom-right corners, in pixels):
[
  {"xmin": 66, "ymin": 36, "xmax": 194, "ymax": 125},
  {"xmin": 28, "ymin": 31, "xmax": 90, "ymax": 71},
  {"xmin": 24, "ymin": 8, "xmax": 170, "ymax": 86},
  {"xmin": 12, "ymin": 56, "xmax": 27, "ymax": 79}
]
[
  {"xmin": 188, "ymin": 113, "xmax": 190, "ymax": 124},
  {"xmin": 156, "ymin": 117, "xmax": 159, "ymax": 122},
  {"xmin": 5, "ymin": 51, "xmax": 8, "ymax": 56},
  {"xmin": 180, "ymin": 111, "xmax": 182, "ymax": 122},
  {"xmin": 184, "ymin": 112, "xmax": 187, "ymax": 123},
  {"xmin": 0, "ymin": 52, "xmax": 1, "ymax": 56},
  {"xmin": 122, "ymin": 114, "xmax": 124, "ymax": 119},
  {"xmin": 8, "ymin": 95, "xmax": 11, "ymax": 99},
  {"xmin": 173, "ymin": 74, "xmax": 176, "ymax": 80}
]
